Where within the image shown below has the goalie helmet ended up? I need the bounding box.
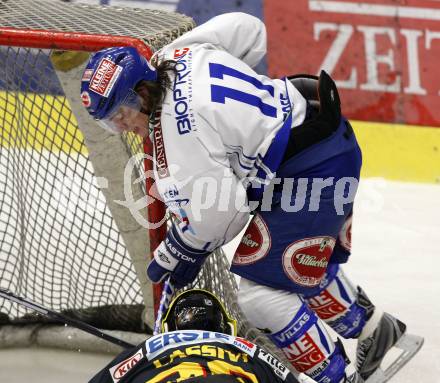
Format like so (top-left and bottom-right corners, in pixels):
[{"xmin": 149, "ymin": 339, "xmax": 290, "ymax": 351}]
[
  {"xmin": 80, "ymin": 46, "xmax": 157, "ymax": 126},
  {"xmin": 162, "ymin": 289, "xmax": 237, "ymax": 336}
]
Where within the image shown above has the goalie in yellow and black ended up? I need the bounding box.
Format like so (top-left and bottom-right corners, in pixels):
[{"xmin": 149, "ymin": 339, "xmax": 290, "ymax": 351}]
[{"xmin": 89, "ymin": 289, "xmax": 305, "ymax": 383}]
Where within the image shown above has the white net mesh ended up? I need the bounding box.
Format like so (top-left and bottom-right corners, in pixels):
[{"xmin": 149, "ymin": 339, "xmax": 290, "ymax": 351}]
[{"xmin": 0, "ymin": 0, "xmax": 194, "ymax": 333}]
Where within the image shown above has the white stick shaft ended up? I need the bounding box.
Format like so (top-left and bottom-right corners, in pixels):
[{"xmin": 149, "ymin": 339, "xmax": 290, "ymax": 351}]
[{"xmin": 153, "ymin": 278, "xmax": 174, "ymax": 335}]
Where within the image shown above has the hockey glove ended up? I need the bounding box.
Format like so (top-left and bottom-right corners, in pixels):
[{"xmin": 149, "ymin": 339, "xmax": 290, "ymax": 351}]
[{"xmin": 147, "ymin": 226, "xmax": 210, "ymax": 289}]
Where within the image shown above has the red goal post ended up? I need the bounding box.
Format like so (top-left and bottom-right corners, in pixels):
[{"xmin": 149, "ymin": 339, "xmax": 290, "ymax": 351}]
[{"xmin": 0, "ymin": 27, "xmax": 152, "ymax": 58}]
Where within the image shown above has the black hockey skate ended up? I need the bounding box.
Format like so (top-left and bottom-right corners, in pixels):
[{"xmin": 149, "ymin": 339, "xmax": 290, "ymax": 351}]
[
  {"xmin": 344, "ymin": 366, "xmax": 364, "ymax": 383},
  {"xmin": 356, "ymin": 312, "xmax": 424, "ymax": 383}
]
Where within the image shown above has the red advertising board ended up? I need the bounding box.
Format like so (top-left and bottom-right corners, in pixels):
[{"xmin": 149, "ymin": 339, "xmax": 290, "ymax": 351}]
[{"xmin": 265, "ymin": 0, "xmax": 440, "ymax": 126}]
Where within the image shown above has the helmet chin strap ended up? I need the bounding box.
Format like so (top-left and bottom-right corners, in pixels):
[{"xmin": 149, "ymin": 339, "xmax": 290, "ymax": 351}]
[
  {"xmin": 227, "ymin": 322, "xmax": 236, "ymax": 336},
  {"xmin": 96, "ymin": 118, "xmax": 121, "ymax": 135},
  {"xmin": 162, "ymin": 322, "xmax": 170, "ymax": 333}
]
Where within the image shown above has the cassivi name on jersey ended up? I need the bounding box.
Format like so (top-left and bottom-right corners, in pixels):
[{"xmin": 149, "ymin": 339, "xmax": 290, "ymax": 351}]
[
  {"xmin": 144, "ymin": 330, "xmax": 257, "ymax": 360},
  {"xmin": 144, "ymin": 330, "xmax": 292, "ymax": 382},
  {"xmin": 107, "ymin": 331, "xmax": 258, "ymax": 383}
]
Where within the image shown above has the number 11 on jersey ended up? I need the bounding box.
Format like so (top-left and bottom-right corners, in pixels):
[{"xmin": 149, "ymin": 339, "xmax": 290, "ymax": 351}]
[{"xmin": 209, "ymin": 63, "xmax": 277, "ymax": 118}]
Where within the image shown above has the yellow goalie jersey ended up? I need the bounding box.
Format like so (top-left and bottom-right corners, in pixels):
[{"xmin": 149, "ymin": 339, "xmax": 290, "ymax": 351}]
[{"xmin": 89, "ymin": 330, "xmax": 299, "ymax": 383}]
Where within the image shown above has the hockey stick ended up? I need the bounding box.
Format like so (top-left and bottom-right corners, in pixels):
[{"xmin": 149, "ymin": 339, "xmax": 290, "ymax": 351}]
[
  {"xmin": 153, "ymin": 277, "xmax": 175, "ymax": 335},
  {"xmin": 0, "ymin": 287, "xmax": 135, "ymax": 349}
]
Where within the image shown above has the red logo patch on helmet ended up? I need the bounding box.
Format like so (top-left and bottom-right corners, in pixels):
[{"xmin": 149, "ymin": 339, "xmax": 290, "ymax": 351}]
[
  {"xmin": 80, "ymin": 91, "xmax": 91, "ymax": 108},
  {"xmin": 283, "ymin": 236, "xmax": 336, "ymax": 287},
  {"xmin": 174, "ymin": 47, "xmax": 190, "ymax": 59},
  {"xmin": 232, "ymin": 214, "xmax": 271, "ymax": 266},
  {"xmin": 338, "ymin": 215, "xmax": 352, "ymax": 252},
  {"xmin": 81, "ymin": 69, "xmax": 93, "ymax": 82},
  {"xmin": 89, "ymin": 58, "xmax": 122, "ymax": 97}
]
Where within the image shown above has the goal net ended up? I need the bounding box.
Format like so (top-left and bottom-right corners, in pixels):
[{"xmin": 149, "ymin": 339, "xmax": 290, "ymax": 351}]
[{"xmin": 0, "ymin": 0, "xmax": 285, "ymax": 361}]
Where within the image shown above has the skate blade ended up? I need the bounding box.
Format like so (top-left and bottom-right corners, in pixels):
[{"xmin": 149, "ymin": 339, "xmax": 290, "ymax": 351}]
[{"xmin": 366, "ymin": 333, "xmax": 424, "ymax": 383}]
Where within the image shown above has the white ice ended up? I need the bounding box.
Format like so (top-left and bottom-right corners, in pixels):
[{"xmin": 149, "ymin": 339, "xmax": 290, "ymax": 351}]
[{"xmin": 0, "ymin": 178, "xmax": 439, "ymax": 382}]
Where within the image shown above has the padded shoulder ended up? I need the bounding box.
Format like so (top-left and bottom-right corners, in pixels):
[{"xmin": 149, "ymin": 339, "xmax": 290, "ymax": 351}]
[
  {"xmin": 288, "ymin": 74, "xmax": 319, "ymax": 107},
  {"xmin": 281, "ymin": 71, "xmax": 343, "ymax": 163},
  {"xmin": 287, "ymin": 71, "xmax": 340, "ymax": 126}
]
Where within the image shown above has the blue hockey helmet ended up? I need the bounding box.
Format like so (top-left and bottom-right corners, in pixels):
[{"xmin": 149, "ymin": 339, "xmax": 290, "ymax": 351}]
[{"xmin": 80, "ymin": 46, "xmax": 157, "ymax": 125}]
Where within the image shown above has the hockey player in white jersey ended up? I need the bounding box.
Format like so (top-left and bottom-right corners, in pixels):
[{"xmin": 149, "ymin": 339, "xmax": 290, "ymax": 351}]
[{"xmin": 80, "ymin": 12, "xmax": 423, "ymax": 383}]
